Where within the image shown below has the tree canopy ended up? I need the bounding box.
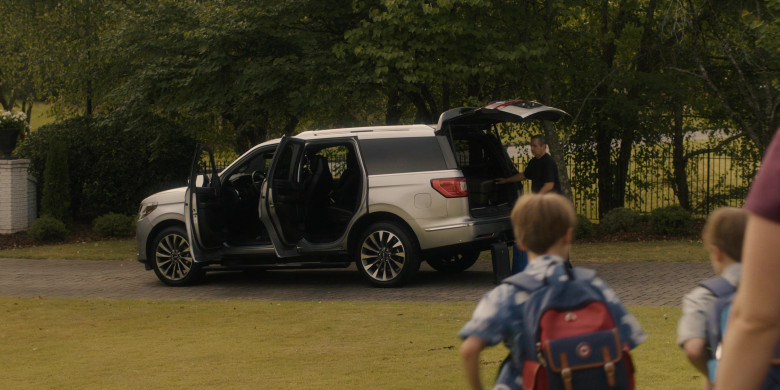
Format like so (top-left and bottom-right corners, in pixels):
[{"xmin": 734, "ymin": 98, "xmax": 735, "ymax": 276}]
[{"xmin": 2, "ymin": 0, "xmax": 777, "ymax": 215}]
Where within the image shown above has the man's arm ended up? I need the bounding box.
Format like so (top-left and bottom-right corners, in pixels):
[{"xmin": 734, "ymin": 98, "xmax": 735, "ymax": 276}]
[
  {"xmin": 716, "ymin": 214, "xmax": 780, "ymax": 389},
  {"xmin": 537, "ymin": 182, "xmax": 555, "ymax": 194},
  {"xmin": 495, "ymin": 172, "xmax": 525, "ymax": 185},
  {"xmin": 460, "ymin": 336, "xmax": 487, "ymax": 390}
]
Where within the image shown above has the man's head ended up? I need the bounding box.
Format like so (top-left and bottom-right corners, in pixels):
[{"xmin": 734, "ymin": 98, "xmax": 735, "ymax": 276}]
[
  {"xmin": 530, "ymin": 134, "xmax": 547, "ymax": 159},
  {"xmin": 702, "ymin": 207, "xmax": 749, "ymax": 273},
  {"xmin": 511, "ymin": 193, "xmax": 576, "ymax": 254}
]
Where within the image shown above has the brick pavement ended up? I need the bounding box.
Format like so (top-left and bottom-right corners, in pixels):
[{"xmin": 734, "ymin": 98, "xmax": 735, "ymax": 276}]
[{"xmin": 0, "ymin": 258, "xmax": 712, "ymax": 306}]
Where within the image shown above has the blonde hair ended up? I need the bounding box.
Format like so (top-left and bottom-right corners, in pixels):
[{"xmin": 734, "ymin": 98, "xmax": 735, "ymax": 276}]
[
  {"xmin": 511, "ymin": 193, "xmax": 576, "ymax": 254},
  {"xmin": 702, "ymin": 207, "xmax": 749, "ymax": 262}
]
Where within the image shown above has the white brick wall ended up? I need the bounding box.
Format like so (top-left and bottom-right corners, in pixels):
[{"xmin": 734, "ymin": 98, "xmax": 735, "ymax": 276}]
[{"xmin": 0, "ymin": 159, "xmax": 36, "ymax": 234}]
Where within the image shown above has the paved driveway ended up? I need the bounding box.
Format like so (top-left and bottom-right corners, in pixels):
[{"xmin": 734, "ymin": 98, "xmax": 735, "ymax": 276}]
[{"xmin": 0, "ymin": 258, "xmax": 712, "ymax": 306}]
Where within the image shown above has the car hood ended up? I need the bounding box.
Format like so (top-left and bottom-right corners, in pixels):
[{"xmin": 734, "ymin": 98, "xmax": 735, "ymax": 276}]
[
  {"xmin": 142, "ymin": 186, "xmax": 186, "ymax": 205},
  {"xmin": 435, "ymin": 100, "xmax": 568, "ymax": 132}
]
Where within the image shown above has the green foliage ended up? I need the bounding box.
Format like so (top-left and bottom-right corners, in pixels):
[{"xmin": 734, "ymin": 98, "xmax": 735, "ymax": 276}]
[
  {"xmin": 17, "ymin": 113, "xmax": 197, "ymax": 221},
  {"xmin": 601, "ymin": 207, "xmax": 641, "ymax": 234},
  {"xmin": 650, "ymin": 205, "xmax": 693, "ymax": 236},
  {"xmin": 574, "ymin": 214, "xmax": 594, "ymax": 240},
  {"xmin": 26, "ymin": 216, "xmax": 69, "ymax": 242},
  {"xmin": 40, "ymin": 138, "xmax": 71, "ymax": 222},
  {"xmin": 92, "ymin": 213, "xmax": 135, "ymax": 237},
  {"xmin": 3, "ymin": 0, "xmax": 774, "ymax": 219}
]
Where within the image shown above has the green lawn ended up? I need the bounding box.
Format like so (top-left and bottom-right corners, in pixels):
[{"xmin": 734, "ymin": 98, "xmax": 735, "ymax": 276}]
[
  {"xmin": 0, "ymin": 240, "xmax": 706, "ymax": 388},
  {"xmin": 29, "ymin": 101, "xmax": 55, "ymax": 130},
  {"xmin": 0, "ymin": 298, "xmax": 698, "ymax": 389}
]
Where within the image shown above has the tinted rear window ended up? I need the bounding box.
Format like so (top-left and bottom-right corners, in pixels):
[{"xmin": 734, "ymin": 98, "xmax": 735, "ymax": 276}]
[{"xmin": 358, "ymin": 137, "xmax": 447, "ymax": 175}]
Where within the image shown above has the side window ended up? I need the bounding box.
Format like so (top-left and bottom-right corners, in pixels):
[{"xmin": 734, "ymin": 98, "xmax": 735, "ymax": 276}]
[
  {"xmin": 227, "ymin": 148, "xmax": 275, "ymax": 181},
  {"xmin": 358, "ymin": 137, "xmax": 447, "ymax": 175},
  {"xmin": 452, "ymin": 132, "xmax": 506, "ymax": 177},
  {"xmin": 274, "ymin": 142, "xmax": 303, "ymax": 183}
]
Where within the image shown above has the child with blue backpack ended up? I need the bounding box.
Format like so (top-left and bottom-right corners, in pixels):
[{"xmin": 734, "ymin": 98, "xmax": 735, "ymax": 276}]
[
  {"xmin": 677, "ymin": 207, "xmax": 748, "ymax": 390},
  {"xmin": 459, "ymin": 193, "xmax": 646, "ymax": 390},
  {"xmin": 678, "ymin": 206, "xmax": 780, "ymax": 389}
]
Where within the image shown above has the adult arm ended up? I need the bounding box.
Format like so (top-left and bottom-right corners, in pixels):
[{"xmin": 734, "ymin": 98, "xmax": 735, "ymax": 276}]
[
  {"xmin": 537, "ymin": 182, "xmax": 555, "ymax": 194},
  {"xmin": 715, "ymin": 214, "xmax": 780, "ymax": 389},
  {"xmin": 495, "ymin": 172, "xmax": 525, "ymax": 184},
  {"xmin": 460, "ymin": 336, "xmax": 487, "ymax": 390}
]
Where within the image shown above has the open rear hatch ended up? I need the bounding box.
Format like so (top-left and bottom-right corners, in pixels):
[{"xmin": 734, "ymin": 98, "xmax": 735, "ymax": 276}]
[{"xmin": 435, "ymin": 100, "xmax": 568, "ymax": 217}]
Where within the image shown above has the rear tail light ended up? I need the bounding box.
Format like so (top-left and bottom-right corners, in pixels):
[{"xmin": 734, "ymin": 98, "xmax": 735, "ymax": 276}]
[{"xmin": 431, "ymin": 178, "xmax": 468, "ymax": 198}]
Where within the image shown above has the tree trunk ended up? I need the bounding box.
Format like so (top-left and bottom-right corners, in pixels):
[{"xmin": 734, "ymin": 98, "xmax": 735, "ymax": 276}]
[
  {"xmin": 385, "ymin": 89, "xmax": 402, "ymax": 125},
  {"xmin": 596, "ymin": 123, "xmax": 614, "ymax": 217},
  {"xmin": 406, "ymin": 91, "xmax": 433, "ymax": 124},
  {"xmin": 671, "ymin": 102, "xmax": 690, "ymax": 210},
  {"xmin": 542, "ymin": 120, "xmax": 572, "ymax": 201}
]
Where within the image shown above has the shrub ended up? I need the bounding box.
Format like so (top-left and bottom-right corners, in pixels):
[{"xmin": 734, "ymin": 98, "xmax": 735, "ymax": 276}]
[
  {"xmin": 40, "ymin": 138, "xmax": 71, "ymax": 222},
  {"xmin": 575, "ymin": 214, "xmax": 594, "ymax": 240},
  {"xmin": 601, "ymin": 207, "xmax": 641, "ymax": 234},
  {"xmin": 575, "ymin": 214, "xmax": 594, "ymax": 239},
  {"xmin": 650, "ymin": 205, "xmax": 693, "ymax": 236},
  {"xmin": 27, "ymin": 216, "xmax": 69, "ymax": 242},
  {"xmin": 93, "ymin": 213, "xmax": 136, "ymax": 237},
  {"xmin": 17, "ymin": 113, "xmax": 197, "ymax": 222}
]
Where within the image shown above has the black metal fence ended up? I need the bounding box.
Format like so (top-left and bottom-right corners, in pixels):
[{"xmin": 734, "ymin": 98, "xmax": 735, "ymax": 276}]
[{"xmin": 513, "ymin": 150, "xmax": 758, "ymax": 220}]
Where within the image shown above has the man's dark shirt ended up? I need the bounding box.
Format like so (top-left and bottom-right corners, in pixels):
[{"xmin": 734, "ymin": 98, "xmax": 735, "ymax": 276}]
[{"xmin": 523, "ymin": 153, "xmax": 562, "ymax": 194}]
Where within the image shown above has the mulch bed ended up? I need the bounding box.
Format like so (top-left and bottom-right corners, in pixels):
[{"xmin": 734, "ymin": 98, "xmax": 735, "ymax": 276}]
[{"xmin": 0, "ymin": 223, "xmax": 109, "ymax": 250}]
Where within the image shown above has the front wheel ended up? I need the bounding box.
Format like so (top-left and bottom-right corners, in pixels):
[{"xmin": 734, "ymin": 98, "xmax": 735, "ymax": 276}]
[
  {"xmin": 355, "ymin": 221, "xmax": 420, "ymax": 287},
  {"xmin": 151, "ymin": 226, "xmax": 204, "ymax": 286},
  {"xmin": 426, "ymin": 249, "xmax": 481, "ymax": 274}
]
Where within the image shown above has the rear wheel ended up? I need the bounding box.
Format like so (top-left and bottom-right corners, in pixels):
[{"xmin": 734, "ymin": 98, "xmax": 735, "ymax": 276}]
[
  {"xmin": 426, "ymin": 249, "xmax": 481, "ymax": 274},
  {"xmin": 355, "ymin": 221, "xmax": 419, "ymax": 287},
  {"xmin": 151, "ymin": 226, "xmax": 204, "ymax": 286}
]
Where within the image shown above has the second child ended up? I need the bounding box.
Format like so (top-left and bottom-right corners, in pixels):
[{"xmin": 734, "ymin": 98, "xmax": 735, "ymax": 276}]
[{"xmin": 677, "ymin": 207, "xmax": 749, "ymax": 390}]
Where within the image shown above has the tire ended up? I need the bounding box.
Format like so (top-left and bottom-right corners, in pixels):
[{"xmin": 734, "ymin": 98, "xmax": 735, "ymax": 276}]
[
  {"xmin": 355, "ymin": 221, "xmax": 420, "ymax": 287},
  {"xmin": 150, "ymin": 226, "xmax": 204, "ymax": 286},
  {"xmin": 426, "ymin": 249, "xmax": 481, "ymax": 274}
]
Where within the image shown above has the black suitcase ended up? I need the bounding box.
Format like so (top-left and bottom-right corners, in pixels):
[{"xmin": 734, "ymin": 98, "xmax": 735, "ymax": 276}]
[{"xmin": 490, "ymin": 242, "xmax": 512, "ymax": 284}]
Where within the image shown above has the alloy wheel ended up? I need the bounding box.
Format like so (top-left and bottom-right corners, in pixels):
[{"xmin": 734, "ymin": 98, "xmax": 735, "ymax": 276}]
[
  {"xmin": 360, "ymin": 229, "xmax": 406, "ymax": 282},
  {"xmin": 155, "ymin": 232, "xmax": 194, "ymax": 282}
]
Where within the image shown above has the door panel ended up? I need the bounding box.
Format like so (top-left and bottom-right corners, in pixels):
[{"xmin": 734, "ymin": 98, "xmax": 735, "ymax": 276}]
[
  {"xmin": 185, "ymin": 144, "xmax": 225, "ymax": 262},
  {"xmin": 260, "ymin": 137, "xmax": 305, "ymax": 255}
]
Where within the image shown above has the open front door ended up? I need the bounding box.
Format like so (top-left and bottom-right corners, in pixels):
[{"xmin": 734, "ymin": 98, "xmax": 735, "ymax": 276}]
[
  {"xmin": 259, "ymin": 136, "xmax": 305, "ymax": 257},
  {"xmin": 184, "ymin": 144, "xmax": 225, "ymax": 262}
]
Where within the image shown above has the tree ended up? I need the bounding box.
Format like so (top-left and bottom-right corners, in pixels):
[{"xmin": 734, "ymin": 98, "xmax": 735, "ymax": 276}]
[
  {"xmin": 0, "ymin": 1, "xmax": 36, "ymax": 117},
  {"xmin": 668, "ymin": 0, "xmax": 779, "ymax": 155}
]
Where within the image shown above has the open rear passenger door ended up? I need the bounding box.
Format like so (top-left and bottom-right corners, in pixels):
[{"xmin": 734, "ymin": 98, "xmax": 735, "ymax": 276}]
[{"xmin": 259, "ymin": 136, "xmax": 305, "ymax": 257}]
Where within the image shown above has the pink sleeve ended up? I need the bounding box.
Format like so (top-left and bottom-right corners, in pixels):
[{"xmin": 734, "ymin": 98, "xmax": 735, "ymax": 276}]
[{"xmin": 744, "ymin": 131, "xmax": 780, "ymax": 223}]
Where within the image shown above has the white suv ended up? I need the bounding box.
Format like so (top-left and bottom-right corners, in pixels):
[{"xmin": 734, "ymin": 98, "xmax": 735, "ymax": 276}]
[{"xmin": 135, "ymin": 100, "xmax": 567, "ymax": 287}]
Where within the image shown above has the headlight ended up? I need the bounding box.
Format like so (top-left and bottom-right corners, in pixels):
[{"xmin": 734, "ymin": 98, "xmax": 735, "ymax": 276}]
[{"xmin": 138, "ymin": 202, "xmax": 158, "ymax": 221}]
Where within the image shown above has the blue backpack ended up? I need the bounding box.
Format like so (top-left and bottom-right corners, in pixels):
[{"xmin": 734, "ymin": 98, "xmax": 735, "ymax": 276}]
[
  {"xmin": 503, "ymin": 265, "xmax": 634, "ymax": 390},
  {"xmin": 700, "ymin": 276, "xmax": 780, "ymax": 388}
]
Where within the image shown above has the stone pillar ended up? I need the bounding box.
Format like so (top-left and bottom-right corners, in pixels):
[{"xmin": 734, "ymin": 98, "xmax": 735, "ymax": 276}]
[{"xmin": 0, "ymin": 159, "xmax": 35, "ymax": 234}]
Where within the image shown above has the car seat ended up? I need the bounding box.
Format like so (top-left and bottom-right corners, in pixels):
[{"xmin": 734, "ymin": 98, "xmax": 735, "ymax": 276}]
[
  {"xmin": 331, "ymin": 150, "xmax": 360, "ymax": 211},
  {"xmin": 303, "ymin": 155, "xmax": 333, "ymax": 234}
]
